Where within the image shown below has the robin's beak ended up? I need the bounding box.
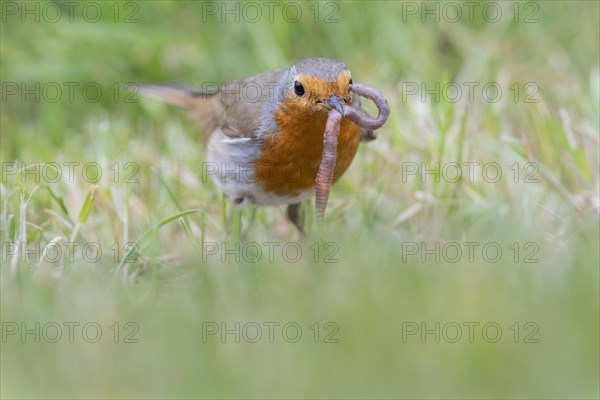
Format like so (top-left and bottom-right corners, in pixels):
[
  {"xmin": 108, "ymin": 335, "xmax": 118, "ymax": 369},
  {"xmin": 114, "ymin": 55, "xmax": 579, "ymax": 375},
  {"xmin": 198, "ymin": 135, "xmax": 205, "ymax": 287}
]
[{"xmin": 324, "ymin": 95, "xmax": 344, "ymax": 116}]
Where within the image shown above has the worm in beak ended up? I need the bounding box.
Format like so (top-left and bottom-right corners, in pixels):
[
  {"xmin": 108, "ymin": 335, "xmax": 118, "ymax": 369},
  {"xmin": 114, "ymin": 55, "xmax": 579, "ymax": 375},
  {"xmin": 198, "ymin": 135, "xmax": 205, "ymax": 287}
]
[{"xmin": 315, "ymin": 83, "xmax": 390, "ymax": 226}]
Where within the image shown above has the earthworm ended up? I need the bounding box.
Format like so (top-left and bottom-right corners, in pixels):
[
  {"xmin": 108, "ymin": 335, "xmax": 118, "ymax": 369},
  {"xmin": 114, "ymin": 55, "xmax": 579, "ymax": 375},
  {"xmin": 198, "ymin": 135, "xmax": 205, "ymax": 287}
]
[
  {"xmin": 343, "ymin": 83, "xmax": 390, "ymax": 130},
  {"xmin": 315, "ymin": 83, "xmax": 389, "ymax": 226},
  {"xmin": 315, "ymin": 110, "xmax": 343, "ymax": 226}
]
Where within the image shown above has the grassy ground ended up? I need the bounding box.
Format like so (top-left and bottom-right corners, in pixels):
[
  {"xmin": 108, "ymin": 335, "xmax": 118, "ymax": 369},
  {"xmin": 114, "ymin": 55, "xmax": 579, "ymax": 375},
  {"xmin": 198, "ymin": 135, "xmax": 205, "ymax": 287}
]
[{"xmin": 1, "ymin": 1, "xmax": 599, "ymax": 398}]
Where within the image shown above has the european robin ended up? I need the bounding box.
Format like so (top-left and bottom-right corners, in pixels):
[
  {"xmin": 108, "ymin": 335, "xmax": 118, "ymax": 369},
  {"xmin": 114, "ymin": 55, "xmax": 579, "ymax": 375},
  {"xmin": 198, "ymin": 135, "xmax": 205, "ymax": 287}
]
[{"xmin": 140, "ymin": 57, "xmax": 387, "ymax": 233}]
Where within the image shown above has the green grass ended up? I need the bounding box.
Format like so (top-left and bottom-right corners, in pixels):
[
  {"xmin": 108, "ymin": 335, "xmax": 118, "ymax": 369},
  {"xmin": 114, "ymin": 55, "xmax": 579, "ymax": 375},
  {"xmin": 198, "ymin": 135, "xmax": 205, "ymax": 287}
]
[{"xmin": 1, "ymin": 1, "xmax": 599, "ymax": 398}]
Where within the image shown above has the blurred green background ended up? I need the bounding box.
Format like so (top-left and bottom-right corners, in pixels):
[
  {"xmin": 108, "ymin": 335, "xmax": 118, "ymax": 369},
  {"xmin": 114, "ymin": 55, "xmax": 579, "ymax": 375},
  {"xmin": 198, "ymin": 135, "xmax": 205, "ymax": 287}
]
[{"xmin": 1, "ymin": 1, "xmax": 599, "ymax": 399}]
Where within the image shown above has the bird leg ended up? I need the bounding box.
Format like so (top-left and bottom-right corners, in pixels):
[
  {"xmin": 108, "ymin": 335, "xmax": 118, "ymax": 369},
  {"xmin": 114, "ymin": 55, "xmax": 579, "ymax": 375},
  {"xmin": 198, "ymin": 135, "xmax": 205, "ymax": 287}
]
[{"xmin": 286, "ymin": 202, "xmax": 306, "ymax": 235}]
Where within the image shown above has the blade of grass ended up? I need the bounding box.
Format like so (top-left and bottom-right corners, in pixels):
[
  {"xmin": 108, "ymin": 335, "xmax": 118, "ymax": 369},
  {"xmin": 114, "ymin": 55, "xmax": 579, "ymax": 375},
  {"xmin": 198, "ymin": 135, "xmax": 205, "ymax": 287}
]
[
  {"xmin": 69, "ymin": 185, "xmax": 97, "ymax": 243},
  {"xmin": 114, "ymin": 209, "xmax": 202, "ymax": 274},
  {"xmin": 10, "ymin": 186, "xmax": 38, "ymax": 274},
  {"xmin": 156, "ymin": 170, "xmax": 200, "ymax": 249},
  {"xmin": 47, "ymin": 187, "xmax": 73, "ymax": 224},
  {"xmin": 230, "ymin": 207, "xmax": 242, "ymax": 243}
]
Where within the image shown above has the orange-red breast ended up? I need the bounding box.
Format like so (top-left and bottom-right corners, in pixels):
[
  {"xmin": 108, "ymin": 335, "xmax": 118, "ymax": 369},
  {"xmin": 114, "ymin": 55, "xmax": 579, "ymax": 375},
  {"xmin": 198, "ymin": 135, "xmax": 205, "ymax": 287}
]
[{"xmin": 140, "ymin": 57, "xmax": 378, "ymax": 232}]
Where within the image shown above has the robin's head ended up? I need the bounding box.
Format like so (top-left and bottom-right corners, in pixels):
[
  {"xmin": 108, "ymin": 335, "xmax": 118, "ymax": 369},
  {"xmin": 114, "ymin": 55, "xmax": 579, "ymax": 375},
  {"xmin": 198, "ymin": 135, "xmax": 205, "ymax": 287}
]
[{"xmin": 282, "ymin": 58, "xmax": 353, "ymax": 116}]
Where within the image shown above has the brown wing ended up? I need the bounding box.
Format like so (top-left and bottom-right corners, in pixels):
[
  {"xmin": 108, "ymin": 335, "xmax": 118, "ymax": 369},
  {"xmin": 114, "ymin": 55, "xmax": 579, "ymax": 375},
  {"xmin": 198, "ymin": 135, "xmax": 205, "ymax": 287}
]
[
  {"xmin": 217, "ymin": 69, "xmax": 286, "ymax": 138},
  {"xmin": 139, "ymin": 69, "xmax": 287, "ymax": 139}
]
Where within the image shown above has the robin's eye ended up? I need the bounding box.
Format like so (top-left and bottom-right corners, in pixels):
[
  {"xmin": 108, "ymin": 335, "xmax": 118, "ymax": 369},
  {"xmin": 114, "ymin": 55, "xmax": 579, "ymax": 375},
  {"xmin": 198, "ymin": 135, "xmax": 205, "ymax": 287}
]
[
  {"xmin": 294, "ymin": 81, "xmax": 305, "ymax": 96},
  {"xmin": 349, "ymin": 79, "xmax": 353, "ymax": 86}
]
